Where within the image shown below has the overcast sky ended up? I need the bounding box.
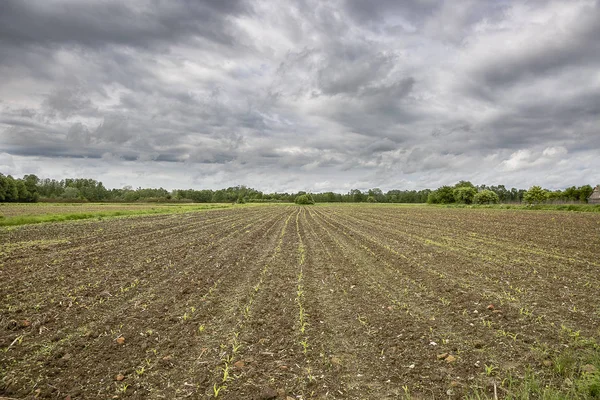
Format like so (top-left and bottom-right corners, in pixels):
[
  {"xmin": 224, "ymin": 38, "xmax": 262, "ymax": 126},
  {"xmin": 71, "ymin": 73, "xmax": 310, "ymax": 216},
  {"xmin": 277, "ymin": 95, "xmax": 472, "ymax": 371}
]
[{"xmin": 1, "ymin": 0, "xmax": 599, "ymax": 192}]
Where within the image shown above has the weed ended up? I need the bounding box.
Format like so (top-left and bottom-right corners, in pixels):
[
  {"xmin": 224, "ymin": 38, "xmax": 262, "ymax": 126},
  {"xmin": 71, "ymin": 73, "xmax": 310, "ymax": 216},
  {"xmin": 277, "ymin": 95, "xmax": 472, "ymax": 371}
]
[{"xmin": 484, "ymin": 364, "xmax": 497, "ymax": 376}]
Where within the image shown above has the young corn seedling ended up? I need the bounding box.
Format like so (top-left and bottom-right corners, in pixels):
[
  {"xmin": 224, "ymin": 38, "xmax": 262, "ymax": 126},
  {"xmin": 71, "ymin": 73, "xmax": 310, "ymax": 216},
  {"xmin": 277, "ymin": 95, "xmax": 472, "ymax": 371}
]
[
  {"xmin": 519, "ymin": 307, "xmax": 533, "ymax": 317},
  {"xmin": 232, "ymin": 335, "xmax": 242, "ymax": 354},
  {"xmin": 300, "ymin": 339, "xmax": 309, "ymax": 354},
  {"xmin": 213, "ymin": 383, "xmax": 226, "ymax": 398},
  {"xmin": 221, "ymin": 363, "xmax": 231, "ymax": 383}
]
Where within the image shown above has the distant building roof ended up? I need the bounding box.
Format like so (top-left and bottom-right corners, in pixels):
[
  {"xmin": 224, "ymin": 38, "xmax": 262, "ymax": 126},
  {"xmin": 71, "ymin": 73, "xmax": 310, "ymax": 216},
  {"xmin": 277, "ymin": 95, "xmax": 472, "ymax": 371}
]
[{"xmin": 589, "ymin": 185, "xmax": 600, "ymax": 200}]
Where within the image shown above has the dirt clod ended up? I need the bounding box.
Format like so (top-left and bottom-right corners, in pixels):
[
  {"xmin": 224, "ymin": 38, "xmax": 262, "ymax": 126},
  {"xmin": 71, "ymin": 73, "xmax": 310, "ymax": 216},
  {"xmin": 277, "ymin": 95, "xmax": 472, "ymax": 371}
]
[
  {"xmin": 115, "ymin": 374, "xmax": 125, "ymax": 381},
  {"xmin": 257, "ymin": 387, "xmax": 278, "ymax": 400}
]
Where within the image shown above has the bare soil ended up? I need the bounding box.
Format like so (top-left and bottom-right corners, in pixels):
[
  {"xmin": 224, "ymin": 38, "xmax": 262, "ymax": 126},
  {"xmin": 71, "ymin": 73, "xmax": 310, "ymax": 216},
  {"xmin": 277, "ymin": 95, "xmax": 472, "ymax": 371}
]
[{"xmin": 1, "ymin": 205, "xmax": 599, "ymax": 399}]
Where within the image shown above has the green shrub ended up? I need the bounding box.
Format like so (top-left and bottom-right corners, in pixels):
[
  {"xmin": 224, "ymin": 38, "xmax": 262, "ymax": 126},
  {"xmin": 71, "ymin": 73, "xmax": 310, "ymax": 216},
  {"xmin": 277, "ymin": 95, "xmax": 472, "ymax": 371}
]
[
  {"xmin": 474, "ymin": 190, "xmax": 499, "ymax": 204},
  {"xmin": 427, "ymin": 186, "xmax": 454, "ymax": 204},
  {"xmin": 295, "ymin": 194, "xmax": 315, "ymax": 205},
  {"xmin": 453, "ymin": 186, "xmax": 477, "ymax": 204}
]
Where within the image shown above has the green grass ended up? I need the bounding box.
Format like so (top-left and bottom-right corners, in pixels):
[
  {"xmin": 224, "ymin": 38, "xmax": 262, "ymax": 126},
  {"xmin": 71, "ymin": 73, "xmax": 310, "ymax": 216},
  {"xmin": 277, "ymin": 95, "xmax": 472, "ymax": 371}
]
[
  {"xmin": 437, "ymin": 203, "xmax": 600, "ymax": 213},
  {"xmin": 467, "ymin": 346, "xmax": 600, "ymax": 399},
  {"xmin": 313, "ymin": 202, "xmax": 600, "ymax": 212},
  {"xmin": 0, "ymin": 204, "xmax": 233, "ymax": 227}
]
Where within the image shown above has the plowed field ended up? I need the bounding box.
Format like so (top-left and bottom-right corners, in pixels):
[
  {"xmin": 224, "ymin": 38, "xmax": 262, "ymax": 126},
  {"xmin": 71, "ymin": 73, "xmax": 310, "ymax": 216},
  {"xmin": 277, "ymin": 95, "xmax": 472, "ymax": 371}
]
[{"xmin": 1, "ymin": 205, "xmax": 599, "ymax": 399}]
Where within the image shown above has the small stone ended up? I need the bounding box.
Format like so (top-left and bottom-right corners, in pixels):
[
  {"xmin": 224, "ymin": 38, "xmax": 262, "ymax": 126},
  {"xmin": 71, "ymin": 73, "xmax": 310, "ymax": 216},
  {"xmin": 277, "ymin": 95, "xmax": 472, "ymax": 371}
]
[
  {"xmin": 445, "ymin": 355, "xmax": 457, "ymax": 363},
  {"xmin": 487, "ymin": 304, "xmax": 495, "ymax": 311},
  {"xmin": 115, "ymin": 374, "xmax": 125, "ymax": 381},
  {"xmin": 162, "ymin": 355, "xmax": 172, "ymax": 361},
  {"xmin": 542, "ymin": 359, "xmax": 552, "ymax": 367},
  {"xmin": 582, "ymin": 364, "xmax": 597, "ymax": 374},
  {"xmin": 233, "ymin": 360, "xmax": 245, "ymax": 369},
  {"xmin": 116, "ymin": 337, "xmax": 125, "ymax": 345},
  {"xmin": 429, "ymin": 341, "xmax": 438, "ymax": 346},
  {"xmin": 437, "ymin": 353, "xmax": 449, "ymax": 360},
  {"xmin": 62, "ymin": 353, "xmax": 71, "ymax": 360},
  {"xmin": 450, "ymin": 380, "xmax": 460, "ymax": 387},
  {"xmin": 408, "ymin": 363, "xmax": 415, "ymax": 369},
  {"xmin": 22, "ymin": 320, "xmax": 32, "ymax": 327},
  {"xmin": 279, "ymin": 365, "xmax": 288, "ymax": 370}
]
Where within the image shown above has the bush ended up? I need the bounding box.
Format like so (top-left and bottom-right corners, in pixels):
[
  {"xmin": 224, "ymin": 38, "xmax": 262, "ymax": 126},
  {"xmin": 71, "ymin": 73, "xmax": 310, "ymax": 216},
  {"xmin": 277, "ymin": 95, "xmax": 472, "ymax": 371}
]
[
  {"xmin": 427, "ymin": 186, "xmax": 455, "ymax": 204},
  {"xmin": 474, "ymin": 190, "xmax": 499, "ymax": 204},
  {"xmin": 295, "ymin": 194, "xmax": 315, "ymax": 205},
  {"xmin": 453, "ymin": 186, "xmax": 477, "ymax": 204}
]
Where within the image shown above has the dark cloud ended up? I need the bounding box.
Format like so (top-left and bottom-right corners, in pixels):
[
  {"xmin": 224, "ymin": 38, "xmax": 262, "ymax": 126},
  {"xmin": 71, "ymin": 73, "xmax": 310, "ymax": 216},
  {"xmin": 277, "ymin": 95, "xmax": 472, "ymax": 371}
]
[
  {"xmin": 0, "ymin": 0, "xmax": 598, "ymax": 191},
  {"xmin": 0, "ymin": 0, "xmax": 250, "ymax": 49}
]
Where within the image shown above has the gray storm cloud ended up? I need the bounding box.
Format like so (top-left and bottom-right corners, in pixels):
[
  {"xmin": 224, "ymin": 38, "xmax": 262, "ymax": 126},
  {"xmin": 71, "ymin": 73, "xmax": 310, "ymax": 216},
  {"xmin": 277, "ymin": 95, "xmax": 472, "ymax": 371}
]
[{"xmin": 0, "ymin": 0, "xmax": 598, "ymax": 191}]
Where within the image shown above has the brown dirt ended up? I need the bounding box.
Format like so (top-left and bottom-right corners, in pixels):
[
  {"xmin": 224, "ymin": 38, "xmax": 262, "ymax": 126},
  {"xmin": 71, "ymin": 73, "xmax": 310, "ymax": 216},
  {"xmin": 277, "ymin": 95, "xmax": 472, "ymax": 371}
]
[{"xmin": 1, "ymin": 205, "xmax": 599, "ymax": 399}]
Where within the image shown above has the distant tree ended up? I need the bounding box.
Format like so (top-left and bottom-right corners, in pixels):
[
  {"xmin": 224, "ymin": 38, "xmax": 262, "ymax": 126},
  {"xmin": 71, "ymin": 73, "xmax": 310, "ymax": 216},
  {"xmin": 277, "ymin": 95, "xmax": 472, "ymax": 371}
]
[
  {"xmin": 580, "ymin": 185, "xmax": 593, "ymax": 202},
  {"xmin": 350, "ymin": 189, "xmax": 366, "ymax": 202},
  {"xmin": 427, "ymin": 186, "xmax": 455, "ymax": 204},
  {"xmin": 474, "ymin": 190, "xmax": 499, "ymax": 204},
  {"xmin": 23, "ymin": 174, "xmax": 40, "ymax": 201},
  {"xmin": 454, "ymin": 180, "xmax": 475, "ymax": 188},
  {"xmin": 368, "ymin": 188, "xmax": 386, "ymax": 202},
  {"xmin": 523, "ymin": 186, "xmax": 548, "ymax": 204},
  {"xmin": 15, "ymin": 180, "xmax": 31, "ymax": 202},
  {"xmin": 295, "ymin": 194, "xmax": 315, "ymax": 205},
  {"xmin": 0, "ymin": 174, "xmax": 8, "ymax": 201},
  {"xmin": 366, "ymin": 195, "xmax": 376, "ymax": 203},
  {"xmin": 0, "ymin": 175, "xmax": 19, "ymax": 202},
  {"xmin": 453, "ymin": 186, "xmax": 477, "ymax": 204},
  {"xmin": 62, "ymin": 186, "xmax": 81, "ymax": 200}
]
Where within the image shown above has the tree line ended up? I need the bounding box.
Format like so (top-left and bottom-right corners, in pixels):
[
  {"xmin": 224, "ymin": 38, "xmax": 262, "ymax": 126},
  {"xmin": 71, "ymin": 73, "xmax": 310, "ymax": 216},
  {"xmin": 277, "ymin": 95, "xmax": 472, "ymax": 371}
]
[
  {"xmin": 0, "ymin": 173, "xmax": 596, "ymax": 204},
  {"xmin": 425, "ymin": 181, "xmax": 595, "ymax": 205}
]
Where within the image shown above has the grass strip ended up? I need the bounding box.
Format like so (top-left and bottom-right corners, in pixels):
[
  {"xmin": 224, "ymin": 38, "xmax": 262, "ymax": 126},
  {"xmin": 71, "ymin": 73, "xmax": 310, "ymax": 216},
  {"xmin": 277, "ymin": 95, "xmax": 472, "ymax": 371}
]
[
  {"xmin": 437, "ymin": 203, "xmax": 600, "ymax": 212},
  {"xmin": 0, "ymin": 204, "xmax": 232, "ymax": 227}
]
